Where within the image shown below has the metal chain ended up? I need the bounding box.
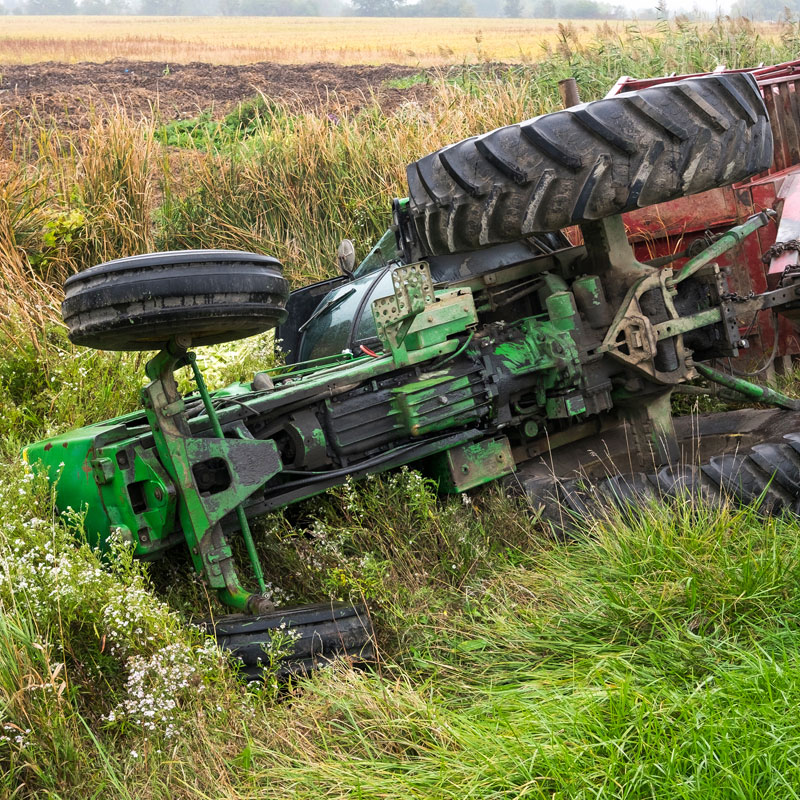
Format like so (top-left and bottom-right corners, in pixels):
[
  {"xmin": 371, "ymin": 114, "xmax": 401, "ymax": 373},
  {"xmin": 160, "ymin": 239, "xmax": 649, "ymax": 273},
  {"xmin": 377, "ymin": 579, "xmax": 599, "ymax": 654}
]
[
  {"xmin": 720, "ymin": 291, "xmax": 755, "ymax": 303},
  {"xmin": 761, "ymin": 238, "xmax": 800, "ymax": 264}
]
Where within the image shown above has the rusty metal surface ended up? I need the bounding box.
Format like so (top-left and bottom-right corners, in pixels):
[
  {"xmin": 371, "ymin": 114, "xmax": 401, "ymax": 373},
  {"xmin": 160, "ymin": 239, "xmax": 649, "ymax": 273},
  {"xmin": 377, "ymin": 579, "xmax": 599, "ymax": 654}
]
[{"xmin": 610, "ymin": 59, "xmax": 800, "ymax": 363}]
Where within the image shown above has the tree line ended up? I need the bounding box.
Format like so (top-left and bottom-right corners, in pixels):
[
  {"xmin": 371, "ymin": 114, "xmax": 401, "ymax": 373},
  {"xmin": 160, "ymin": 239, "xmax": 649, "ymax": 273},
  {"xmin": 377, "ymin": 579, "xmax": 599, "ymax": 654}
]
[{"xmin": 0, "ymin": 0, "xmax": 633, "ymax": 18}]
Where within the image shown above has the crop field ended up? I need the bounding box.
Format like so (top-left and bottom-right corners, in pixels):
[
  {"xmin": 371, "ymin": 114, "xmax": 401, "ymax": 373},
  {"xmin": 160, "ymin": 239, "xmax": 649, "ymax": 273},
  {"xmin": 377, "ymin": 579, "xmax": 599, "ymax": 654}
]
[
  {"xmin": 4, "ymin": 16, "xmax": 800, "ymax": 799},
  {"xmin": 0, "ymin": 15, "xmax": 664, "ymax": 65}
]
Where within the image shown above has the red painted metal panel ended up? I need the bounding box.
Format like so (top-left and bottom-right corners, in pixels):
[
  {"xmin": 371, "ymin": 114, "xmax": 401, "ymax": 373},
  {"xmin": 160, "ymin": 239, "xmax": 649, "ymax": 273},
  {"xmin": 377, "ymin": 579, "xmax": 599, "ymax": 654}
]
[
  {"xmin": 610, "ymin": 60, "xmax": 800, "ymax": 362},
  {"xmin": 625, "ymin": 187, "xmax": 739, "ymax": 244},
  {"xmin": 605, "ymin": 59, "xmax": 800, "ymax": 97},
  {"xmin": 766, "ymin": 174, "xmax": 800, "ymax": 282}
]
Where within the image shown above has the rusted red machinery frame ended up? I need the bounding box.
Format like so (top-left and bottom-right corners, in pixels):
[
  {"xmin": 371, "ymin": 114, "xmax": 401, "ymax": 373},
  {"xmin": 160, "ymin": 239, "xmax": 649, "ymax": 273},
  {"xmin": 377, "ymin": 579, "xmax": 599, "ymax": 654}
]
[{"xmin": 608, "ymin": 60, "xmax": 800, "ymax": 370}]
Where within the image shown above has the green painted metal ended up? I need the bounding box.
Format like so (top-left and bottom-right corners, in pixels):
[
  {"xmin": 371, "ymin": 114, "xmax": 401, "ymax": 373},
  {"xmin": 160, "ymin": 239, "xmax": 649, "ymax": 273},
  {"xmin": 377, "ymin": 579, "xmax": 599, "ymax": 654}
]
[
  {"xmin": 546, "ymin": 392, "xmax": 586, "ymax": 418},
  {"xmin": 188, "ymin": 354, "xmax": 268, "ymax": 594},
  {"xmin": 523, "ymin": 420, "xmax": 539, "ymax": 438},
  {"xmin": 141, "ymin": 345, "xmax": 282, "ymax": 612},
  {"xmin": 27, "ymin": 205, "xmax": 800, "ymax": 621},
  {"xmin": 695, "ymin": 363, "xmax": 800, "ymax": 410},
  {"xmin": 24, "ymin": 415, "xmax": 181, "ymax": 557},
  {"xmin": 391, "ymin": 372, "xmax": 482, "ymax": 436},
  {"xmin": 264, "ymin": 351, "xmax": 358, "ymax": 381},
  {"xmin": 372, "ymin": 262, "xmax": 478, "ymax": 367},
  {"xmin": 494, "ymin": 319, "xmax": 579, "ymax": 381},
  {"xmin": 427, "ymin": 436, "xmax": 515, "ymax": 493},
  {"xmin": 572, "ymin": 275, "xmax": 602, "ymax": 305},
  {"xmin": 671, "ymin": 211, "xmax": 773, "ymax": 285},
  {"xmin": 27, "ymin": 268, "xmax": 494, "ymax": 613},
  {"xmin": 544, "ymin": 292, "xmax": 577, "ymax": 331},
  {"xmin": 653, "ymin": 308, "xmax": 723, "ymax": 340}
]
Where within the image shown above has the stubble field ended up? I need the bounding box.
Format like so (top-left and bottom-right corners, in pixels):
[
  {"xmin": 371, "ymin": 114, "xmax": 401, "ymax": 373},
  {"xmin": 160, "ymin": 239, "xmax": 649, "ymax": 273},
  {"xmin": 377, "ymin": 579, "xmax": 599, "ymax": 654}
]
[{"xmin": 0, "ymin": 15, "xmax": 659, "ymax": 65}]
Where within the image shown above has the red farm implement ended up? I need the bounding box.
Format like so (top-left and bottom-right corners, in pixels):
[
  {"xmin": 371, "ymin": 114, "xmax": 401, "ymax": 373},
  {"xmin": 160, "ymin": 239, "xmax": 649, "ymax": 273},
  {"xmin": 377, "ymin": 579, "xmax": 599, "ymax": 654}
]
[{"xmin": 611, "ymin": 59, "xmax": 800, "ymax": 374}]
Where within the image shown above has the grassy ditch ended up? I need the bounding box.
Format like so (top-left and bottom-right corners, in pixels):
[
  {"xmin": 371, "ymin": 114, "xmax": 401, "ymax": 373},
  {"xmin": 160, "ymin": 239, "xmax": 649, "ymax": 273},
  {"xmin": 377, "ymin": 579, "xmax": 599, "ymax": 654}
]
[{"xmin": 2, "ymin": 18, "xmax": 800, "ymax": 797}]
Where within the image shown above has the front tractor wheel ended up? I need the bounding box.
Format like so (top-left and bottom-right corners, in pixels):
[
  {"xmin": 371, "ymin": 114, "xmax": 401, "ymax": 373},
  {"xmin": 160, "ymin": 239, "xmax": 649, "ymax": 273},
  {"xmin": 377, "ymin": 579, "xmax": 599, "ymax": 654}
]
[{"xmin": 62, "ymin": 250, "xmax": 290, "ymax": 351}]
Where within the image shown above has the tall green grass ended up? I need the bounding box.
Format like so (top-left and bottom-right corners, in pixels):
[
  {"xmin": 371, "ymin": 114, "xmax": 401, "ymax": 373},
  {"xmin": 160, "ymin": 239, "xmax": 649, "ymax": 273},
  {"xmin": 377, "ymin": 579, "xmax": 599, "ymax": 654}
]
[{"xmin": 2, "ymin": 17, "xmax": 800, "ymax": 797}]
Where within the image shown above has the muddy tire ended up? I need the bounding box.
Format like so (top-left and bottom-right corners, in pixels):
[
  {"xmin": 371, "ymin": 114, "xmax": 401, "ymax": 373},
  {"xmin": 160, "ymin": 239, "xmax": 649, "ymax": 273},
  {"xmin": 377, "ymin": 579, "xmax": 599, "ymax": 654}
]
[
  {"xmin": 406, "ymin": 73, "xmax": 773, "ymax": 256},
  {"xmin": 202, "ymin": 602, "xmax": 375, "ymax": 681},
  {"xmin": 62, "ymin": 250, "xmax": 289, "ymax": 351},
  {"xmin": 515, "ymin": 408, "xmax": 800, "ymax": 524}
]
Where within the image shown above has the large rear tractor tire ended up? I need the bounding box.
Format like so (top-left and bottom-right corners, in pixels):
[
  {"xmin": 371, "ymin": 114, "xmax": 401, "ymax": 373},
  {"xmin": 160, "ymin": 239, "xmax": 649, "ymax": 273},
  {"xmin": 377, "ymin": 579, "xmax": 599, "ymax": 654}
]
[
  {"xmin": 516, "ymin": 408, "xmax": 800, "ymax": 524},
  {"xmin": 406, "ymin": 73, "xmax": 772, "ymax": 256},
  {"xmin": 62, "ymin": 250, "xmax": 290, "ymax": 351}
]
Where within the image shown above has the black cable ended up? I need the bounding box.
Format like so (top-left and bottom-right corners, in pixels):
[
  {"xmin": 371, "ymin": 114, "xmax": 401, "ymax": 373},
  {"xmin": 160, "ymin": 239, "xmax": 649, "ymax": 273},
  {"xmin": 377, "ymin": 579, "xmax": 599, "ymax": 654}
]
[{"xmin": 264, "ymin": 433, "xmax": 464, "ymax": 495}]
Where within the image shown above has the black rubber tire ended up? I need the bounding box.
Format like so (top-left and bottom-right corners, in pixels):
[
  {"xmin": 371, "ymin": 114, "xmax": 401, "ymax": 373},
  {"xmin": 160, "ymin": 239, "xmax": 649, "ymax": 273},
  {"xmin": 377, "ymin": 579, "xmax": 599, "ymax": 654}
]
[
  {"xmin": 406, "ymin": 73, "xmax": 773, "ymax": 256},
  {"xmin": 62, "ymin": 250, "xmax": 290, "ymax": 351},
  {"xmin": 514, "ymin": 408, "xmax": 800, "ymax": 525},
  {"xmin": 201, "ymin": 602, "xmax": 375, "ymax": 681}
]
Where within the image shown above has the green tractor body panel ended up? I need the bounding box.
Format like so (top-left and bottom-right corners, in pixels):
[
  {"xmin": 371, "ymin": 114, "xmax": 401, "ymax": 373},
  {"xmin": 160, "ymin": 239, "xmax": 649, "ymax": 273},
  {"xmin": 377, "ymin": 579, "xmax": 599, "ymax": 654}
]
[
  {"xmin": 25, "ymin": 266, "xmax": 599, "ymax": 597},
  {"xmin": 27, "ymin": 206, "xmax": 800, "ymax": 623},
  {"xmin": 24, "ymin": 413, "xmax": 180, "ymax": 558}
]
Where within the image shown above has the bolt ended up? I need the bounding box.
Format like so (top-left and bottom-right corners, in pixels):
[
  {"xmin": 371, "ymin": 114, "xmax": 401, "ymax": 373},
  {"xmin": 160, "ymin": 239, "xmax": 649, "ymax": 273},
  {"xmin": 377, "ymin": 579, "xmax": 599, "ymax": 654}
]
[
  {"xmin": 153, "ymin": 487, "xmax": 164, "ymax": 501},
  {"xmin": 524, "ymin": 420, "xmax": 539, "ymax": 438}
]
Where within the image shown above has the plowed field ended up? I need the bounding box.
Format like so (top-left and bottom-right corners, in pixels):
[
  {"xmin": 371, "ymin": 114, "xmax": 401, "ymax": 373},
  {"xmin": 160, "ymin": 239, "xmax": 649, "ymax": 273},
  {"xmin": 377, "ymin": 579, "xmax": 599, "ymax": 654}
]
[{"xmin": 0, "ymin": 59, "xmax": 426, "ymax": 126}]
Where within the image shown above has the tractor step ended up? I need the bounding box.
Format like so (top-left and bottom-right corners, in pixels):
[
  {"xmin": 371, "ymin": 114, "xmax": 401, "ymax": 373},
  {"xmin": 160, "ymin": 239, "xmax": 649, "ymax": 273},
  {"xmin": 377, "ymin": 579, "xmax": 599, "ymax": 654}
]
[{"xmin": 200, "ymin": 602, "xmax": 375, "ymax": 681}]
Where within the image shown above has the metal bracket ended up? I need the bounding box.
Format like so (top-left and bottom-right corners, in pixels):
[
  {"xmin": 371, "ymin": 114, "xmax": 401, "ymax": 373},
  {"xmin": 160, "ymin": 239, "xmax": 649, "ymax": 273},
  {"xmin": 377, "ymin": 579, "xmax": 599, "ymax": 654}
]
[
  {"xmin": 141, "ymin": 341, "xmax": 281, "ymax": 613},
  {"xmin": 599, "ymin": 269, "xmax": 697, "ymax": 384},
  {"xmin": 372, "ymin": 261, "xmax": 478, "ymax": 367},
  {"xmin": 372, "ymin": 261, "xmax": 435, "ymax": 350}
]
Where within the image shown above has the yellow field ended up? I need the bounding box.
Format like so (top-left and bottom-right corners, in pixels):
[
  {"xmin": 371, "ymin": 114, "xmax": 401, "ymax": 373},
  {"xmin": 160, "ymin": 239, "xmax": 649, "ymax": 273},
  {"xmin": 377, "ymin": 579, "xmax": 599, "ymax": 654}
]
[{"xmin": 0, "ymin": 15, "xmax": 662, "ymax": 65}]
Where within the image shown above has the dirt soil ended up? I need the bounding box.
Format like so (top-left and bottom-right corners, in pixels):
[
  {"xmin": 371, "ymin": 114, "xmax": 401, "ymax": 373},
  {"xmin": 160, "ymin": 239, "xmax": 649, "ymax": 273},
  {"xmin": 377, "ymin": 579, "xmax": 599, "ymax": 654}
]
[{"xmin": 0, "ymin": 60, "xmax": 428, "ymax": 127}]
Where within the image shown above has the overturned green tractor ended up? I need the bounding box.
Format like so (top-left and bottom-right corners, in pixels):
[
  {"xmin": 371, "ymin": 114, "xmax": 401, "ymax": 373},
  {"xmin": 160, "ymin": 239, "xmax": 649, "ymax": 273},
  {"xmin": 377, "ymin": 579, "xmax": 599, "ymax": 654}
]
[{"xmin": 25, "ymin": 70, "xmax": 800, "ymax": 675}]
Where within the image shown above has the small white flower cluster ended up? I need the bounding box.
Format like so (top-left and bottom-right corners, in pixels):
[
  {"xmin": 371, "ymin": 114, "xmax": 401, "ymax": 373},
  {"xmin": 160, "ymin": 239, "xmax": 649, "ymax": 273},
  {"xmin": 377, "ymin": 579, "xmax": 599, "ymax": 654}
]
[
  {"xmin": 385, "ymin": 465, "xmax": 431, "ymax": 496},
  {"xmin": 0, "ymin": 526, "xmax": 186, "ymax": 663},
  {"xmin": 258, "ymin": 623, "xmax": 302, "ymax": 661},
  {"xmin": 309, "ymin": 519, "xmax": 348, "ymax": 560},
  {"xmin": 0, "ymin": 534, "xmax": 109, "ymax": 624},
  {"xmin": 251, "ymin": 626, "xmax": 303, "ymax": 695},
  {"xmin": 261, "ymin": 580, "xmax": 291, "ymax": 606},
  {"xmin": 0, "ymin": 460, "xmax": 244, "ymax": 744},
  {"xmin": 106, "ymin": 639, "xmax": 221, "ymax": 737},
  {"xmin": 0, "ymin": 723, "xmax": 31, "ymax": 750},
  {"xmin": 340, "ymin": 475, "xmax": 366, "ymax": 522},
  {"xmin": 101, "ymin": 583, "xmax": 172, "ymax": 657}
]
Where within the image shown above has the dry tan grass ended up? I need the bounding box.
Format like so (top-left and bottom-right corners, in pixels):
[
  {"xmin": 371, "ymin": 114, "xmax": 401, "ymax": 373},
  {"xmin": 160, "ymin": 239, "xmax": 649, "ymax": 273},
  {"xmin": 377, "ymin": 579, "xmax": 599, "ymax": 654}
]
[{"xmin": 0, "ymin": 15, "xmax": 670, "ymax": 66}]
